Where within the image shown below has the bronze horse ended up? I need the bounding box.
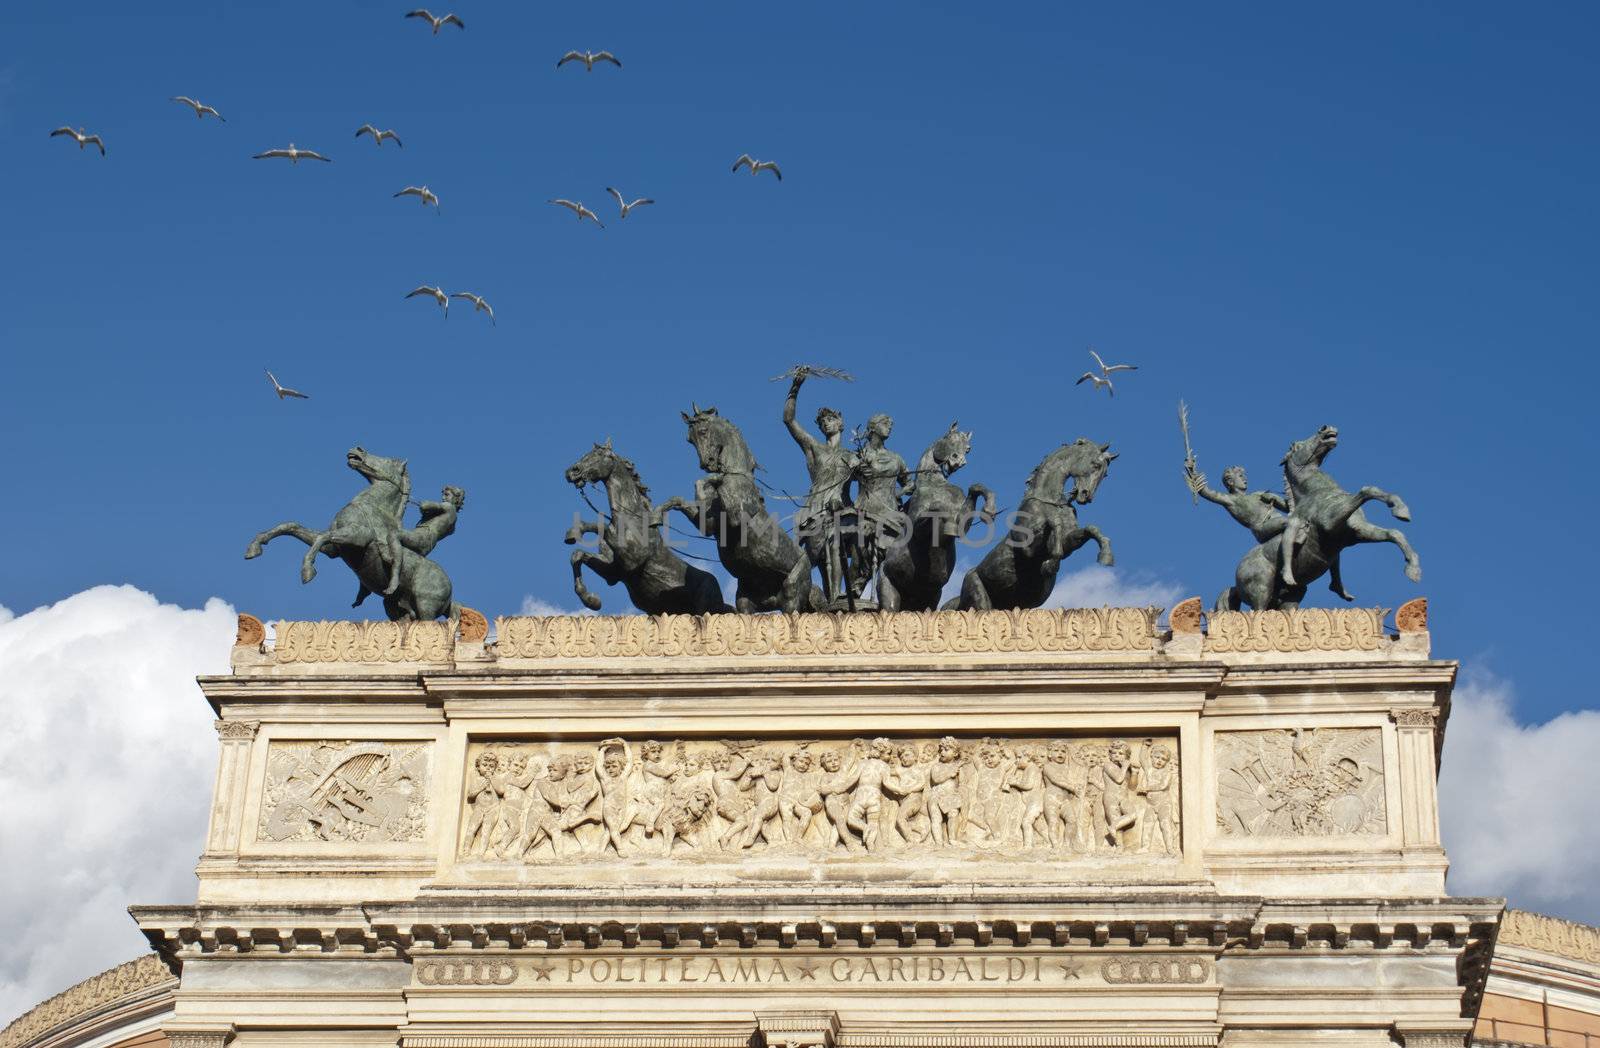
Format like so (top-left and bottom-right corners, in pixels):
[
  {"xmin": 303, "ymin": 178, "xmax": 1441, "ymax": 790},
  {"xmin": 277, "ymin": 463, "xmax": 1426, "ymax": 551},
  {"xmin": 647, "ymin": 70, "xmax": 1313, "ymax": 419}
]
[{"xmin": 564, "ymin": 440, "xmax": 730, "ymax": 615}]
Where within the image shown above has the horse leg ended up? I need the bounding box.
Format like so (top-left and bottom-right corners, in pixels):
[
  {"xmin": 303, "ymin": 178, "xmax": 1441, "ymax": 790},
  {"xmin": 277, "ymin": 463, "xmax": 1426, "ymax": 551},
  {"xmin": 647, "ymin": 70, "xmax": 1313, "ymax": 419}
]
[
  {"xmin": 1347, "ymin": 515, "xmax": 1422, "ymax": 582},
  {"xmin": 571, "ymin": 549, "xmax": 612, "ymax": 612},
  {"xmin": 1356, "ymin": 486, "xmax": 1412, "ymax": 522},
  {"xmin": 245, "ymin": 522, "xmax": 318, "ymax": 560}
]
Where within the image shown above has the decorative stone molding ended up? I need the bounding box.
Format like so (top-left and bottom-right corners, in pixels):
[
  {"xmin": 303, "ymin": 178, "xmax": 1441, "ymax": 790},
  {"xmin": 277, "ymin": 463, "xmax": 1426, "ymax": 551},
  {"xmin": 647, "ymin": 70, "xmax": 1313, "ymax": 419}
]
[
  {"xmin": 213, "ymin": 718, "xmax": 260, "ymax": 740},
  {"xmin": 459, "ymin": 735, "xmax": 1180, "ymax": 863},
  {"xmin": 495, "ymin": 607, "xmax": 1159, "ymax": 660},
  {"xmin": 458, "ymin": 605, "xmax": 490, "ymax": 643},
  {"xmin": 234, "ymin": 612, "xmax": 265, "ymax": 648},
  {"xmin": 756, "ymin": 1010, "xmax": 840, "ymax": 1048},
  {"xmin": 0, "ymin": 954, "xmax": 174, "ymax": 1048},
  {"xmin": 1215, "ymin": 728, "xmax": 1386, "ymax": 838},
  {"xmin": 1394, "ymin": 597, "xmax": 1428, "ymax": 633},
  {"xmin": 272, "ymin": 618, "xmax": 454, "ymax": 664},
  {"xmin": 1499, "ymin": 909, "xmax": 1600, "ymax": 964},
  {"xmin": 1390, "ymin": 708, "xmax": 1439, "ymax": 728},
  {"xmin": 1168, "ymin": 597, "xmax": 1203, "ymax": 635},
  {"xmin": 1204, "ymin": 607, "xmax": 1387, "ymax": 653}
]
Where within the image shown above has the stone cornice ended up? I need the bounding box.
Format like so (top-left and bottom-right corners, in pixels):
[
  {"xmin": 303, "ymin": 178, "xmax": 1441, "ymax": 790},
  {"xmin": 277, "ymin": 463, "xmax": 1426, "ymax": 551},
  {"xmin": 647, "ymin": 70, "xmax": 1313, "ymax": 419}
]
[{"xmin": 0, "ymin": 954, "xmax": 174, "ymax": 1048}]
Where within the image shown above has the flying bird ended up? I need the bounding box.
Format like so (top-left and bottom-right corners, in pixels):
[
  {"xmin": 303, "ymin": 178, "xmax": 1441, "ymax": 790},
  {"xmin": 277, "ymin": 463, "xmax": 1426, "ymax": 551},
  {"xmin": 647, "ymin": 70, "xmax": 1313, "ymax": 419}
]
[
  {"xmin": 450, "ymin": 292, "xmax": 495, "ymax": 325},
  {"xmin": 355, "ymin": 124, "xmax": 403, "ymax": 148},
  {"xmin": 549, "ymin": 199, "xmax": 604, "ymax": 228},
  {"xmin": 264, "ymin": 369, "xmax": 309, "ymax": 400},
  {"xmin": 394, "ymin": 185, "xmax": 439, "ymax": 210},
  {"xmin": 731, "ymin": 154, "xmax": 781, "ymax": 181},
  {"xmin": 253, "ymin": 143, "xmax": 330, "ymax": 163},
  {"xmin": 405, "ymin": 9, "xmax": 463, "ymax": 33},
  {"xmin": 557, "ymin": 50, "xmax": 621, "ymax": 71},
  {"xmin": 605, "ymin": 186, "xmax": 654, "ymax": 219},
  {"xmin": 171, "ymin": 96, "xmax": 225, "ymax": 121},
  {"xmin": 1075, "ymin": 348, "xmax": 1138, "ymax": 397},
  {"xmin": 50, "ymin": 127, "xmax": 105, "ymax": 155},
  {"xmin": 406, "ymin": 285, "xmax": 450, "ymax": 314}
]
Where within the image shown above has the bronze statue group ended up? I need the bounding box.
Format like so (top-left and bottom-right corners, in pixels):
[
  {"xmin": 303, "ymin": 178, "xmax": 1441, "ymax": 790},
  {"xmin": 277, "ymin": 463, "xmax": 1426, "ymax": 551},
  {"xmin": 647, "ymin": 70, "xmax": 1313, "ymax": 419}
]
[{"xmin": 245, "ymin": 376, "xmax": 1421, "ymax": 625}]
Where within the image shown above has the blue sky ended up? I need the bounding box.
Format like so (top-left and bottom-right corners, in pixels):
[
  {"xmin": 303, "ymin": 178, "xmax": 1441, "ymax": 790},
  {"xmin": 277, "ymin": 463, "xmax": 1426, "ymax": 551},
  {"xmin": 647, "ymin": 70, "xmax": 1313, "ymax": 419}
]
[{"xmin": 3, "ymin": 2, "xmax": 1597, "ymax": 721}]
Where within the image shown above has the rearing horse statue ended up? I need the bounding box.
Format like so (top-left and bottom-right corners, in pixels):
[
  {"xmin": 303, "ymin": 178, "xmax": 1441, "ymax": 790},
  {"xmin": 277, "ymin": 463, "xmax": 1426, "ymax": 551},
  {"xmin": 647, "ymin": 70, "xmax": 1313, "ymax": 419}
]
[
  {"xmin": 944, "ymin": 439, "xmax": 1116, "ymax": 611},
  {"xmin": 1219, "ymin": 424, "xmax": 1420, "ymax": 611},
  {"xmin": 656, "ymin": 405, "xmax": 821, "ymax": 613},
  {"xmin": 879, "ymin": 423, "xmax": 995, "ymax": 612},
  {"xmin": 564, "ymin": 440, "xmax": 730, "ymax": 615},
  {"xmin": 244, "ymin": 446, "xmax": 460, "ymax": 624}
]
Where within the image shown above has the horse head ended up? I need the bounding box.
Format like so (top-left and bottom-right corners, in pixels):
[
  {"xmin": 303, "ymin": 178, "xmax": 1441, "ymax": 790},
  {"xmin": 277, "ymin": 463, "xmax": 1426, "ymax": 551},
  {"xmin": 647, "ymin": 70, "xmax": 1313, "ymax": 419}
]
[
  {"xmin": 346, "ymin": 446, "xmax": 407, "ymax": 492},
  {"xmin": 681, "ymin": 404, "xmax": 753, "ymax": 476},
  {"xmin": 925, "ymin": 422, "xmax": 973, "ymax": 477}
]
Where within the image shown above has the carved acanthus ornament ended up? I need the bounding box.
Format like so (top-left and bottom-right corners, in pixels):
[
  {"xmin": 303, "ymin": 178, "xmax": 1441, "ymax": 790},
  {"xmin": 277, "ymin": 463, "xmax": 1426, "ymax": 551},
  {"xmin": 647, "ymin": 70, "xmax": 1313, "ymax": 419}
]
[
  {"xmin": 1499, "ymin": 909, "xmax": 1600, "ymax": 964},
  {"xmin": 271, "ymin": 619, "xmax": 454, "ymax": 664},
  {"xmin": 1390, "ymin": 708, "xmax": 1440, "ymax": 729},
  {"xmin": 458, "ymin": 734, "xmax": 1180, "ymax": 863},
  {"xmin": 1204, "ymin": 607, "xmax": 1386, "ymax": 653},
  {"xmin": 495, "ymin": 607, "xmax": 1159, "ymax": 660},
  {"xmin": 1215, "ymin": 728, "xmax": 1386, "ymax": 838},
  {"xmin": 0, "ymin": 955, "xmax": 174, "ymax": 1048},
  {"xmin": 214, "ymin": 719, "xmax": 260, "ymax": 741}
]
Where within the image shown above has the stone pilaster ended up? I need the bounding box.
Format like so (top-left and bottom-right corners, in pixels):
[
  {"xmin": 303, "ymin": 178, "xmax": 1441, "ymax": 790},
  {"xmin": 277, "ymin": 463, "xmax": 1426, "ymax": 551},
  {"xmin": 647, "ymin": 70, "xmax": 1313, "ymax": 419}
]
[
  {"xmin": 1391, "ymin": 707, "xmax": 1441, "ymax": 849},
  {"xmin": 205, "ymin": 720, "xmax": 259, "ymax": 856}
]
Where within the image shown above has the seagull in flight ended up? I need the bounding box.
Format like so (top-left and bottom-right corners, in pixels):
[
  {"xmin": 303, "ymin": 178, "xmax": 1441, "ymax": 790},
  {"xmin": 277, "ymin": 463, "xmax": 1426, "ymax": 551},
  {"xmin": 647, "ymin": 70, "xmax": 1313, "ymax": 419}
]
[
  {"xmin": 731, "ymin": 154, "xmax": 781, "ymax": 181},
  {"xmin": 171, "ymin": 96, "xmax": 225, "ymax": 121},
  {"xmin": 405, "ymin": 9, "xmax": 463, "ymax": 33},
  {"xmin": 450, "ymin": 292, "xmax": 495, "ymax": 325},
  {"xmin": 355, "ymin": 124, "xmax": 402, "ymax": 148},
  {"xmin": 394, "ymin": 185, "xmax": 439, "ymax": 210},
  {"xmin": 265, "ymin": 369, "xmax": 309, "ymax": 400},
  {"xmin": 50, "ymin": 127, "xmax": 105, "ymax": 155},
  {"xmin": 557, "ymin": 50, "xmax": 621, "ymax": 71},
  {"xmin": 406, "ymin": 285, "xmax": 450, "ymax": 314},
  {"xmin": 549, "ymin": 199, "xmax": 604, "ymax": 228},
  {"xmin": 605, "ymin": 187, "xmax": 654, "ymax": 219},
  {"xmin": 253, "ymin": 143, "xmax": 330, "ymax": 163},
  {"xmin": 1075, "ymin": 349, "xmax": 1138, "ymax": 397}
]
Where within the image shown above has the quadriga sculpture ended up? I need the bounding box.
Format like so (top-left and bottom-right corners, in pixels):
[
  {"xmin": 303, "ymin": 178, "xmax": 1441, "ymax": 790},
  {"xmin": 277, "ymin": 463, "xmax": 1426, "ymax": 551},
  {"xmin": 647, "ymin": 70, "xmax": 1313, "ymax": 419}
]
[
  {"xmin": 244, "ymin": 446, "xmax": 461, "ymax": 625},
  {"xmin": 879, "ymin": 423, "xmax": 995, "ymax": 612},
  {"xmin": 563, "ymin": 440, "xmax": 730, "ymax": 615},
  {"xmin": 944, "ymin": 439, "xmax": 1116, "ymax": 611}
]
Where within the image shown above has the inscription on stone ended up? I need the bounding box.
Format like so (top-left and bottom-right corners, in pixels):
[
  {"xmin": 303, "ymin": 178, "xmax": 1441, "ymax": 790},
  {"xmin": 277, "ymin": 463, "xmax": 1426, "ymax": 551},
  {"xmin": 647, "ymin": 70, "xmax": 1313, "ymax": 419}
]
[
  {"xmin": 258, "ymin": 740, "xmax": 431, "ymax": 843},
  {"xmin": 411, "ymin": 953, "xmax": 1214, "ymax": 989},
  {"xmin": 1215, "ymin": 727, "xmax": 1385, "ymax": 838},
  {"xmin": 457, "ymin": 735, "xmax": 1181, "ymax": 862}
]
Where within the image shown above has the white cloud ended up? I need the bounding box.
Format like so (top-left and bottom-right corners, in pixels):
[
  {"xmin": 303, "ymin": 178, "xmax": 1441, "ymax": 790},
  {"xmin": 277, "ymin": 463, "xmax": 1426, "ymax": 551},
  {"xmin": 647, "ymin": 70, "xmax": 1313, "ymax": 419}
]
[
  {"xmin": 0, "ymin": 586, "xmax": 234, "ymax": 1024},
  {"xmin": 1440, "ymin": 670, "xmax": 1600, "ymax": 923}
]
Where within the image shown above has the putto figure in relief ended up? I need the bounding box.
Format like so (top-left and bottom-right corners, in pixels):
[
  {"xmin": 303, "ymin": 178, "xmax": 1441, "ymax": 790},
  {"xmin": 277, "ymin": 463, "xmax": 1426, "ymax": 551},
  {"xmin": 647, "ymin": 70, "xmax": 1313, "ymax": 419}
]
[{"xmin": 457, "ymin": 735, "xmax": 1181, "ymax": 863}]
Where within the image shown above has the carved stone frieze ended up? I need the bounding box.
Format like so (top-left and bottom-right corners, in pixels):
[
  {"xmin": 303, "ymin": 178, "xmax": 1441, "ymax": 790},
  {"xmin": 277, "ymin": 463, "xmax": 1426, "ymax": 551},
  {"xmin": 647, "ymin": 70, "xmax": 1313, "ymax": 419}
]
[
  {"xmin": 1215, "ymin": 728, "xmax": 1385, "ymax": 838},
  {"xmin": 271, "ymin": 619, "xmax": 454, "ymax": 664},
  {"xmin": 257, "ymin": 740, "xmax": 431, "ymax": 843},
  {"xmin": 1499, "ymin": 909, "xmax": 1600, "ymax": 964},
  {"xmin": 0, "ymin": 954, "xmax": 174, "ymax": 1048},
  {"xmin": 493, "ymin": 607, "xmax": 1159, "ymax": 660},
  {"xmin": 1204, "ymin": 607, "xmax": 1387, "ymax": 654},
  {"xmin": 458, "ymin": 735, "xmax": 1180, "ymax": 863},
  {"xmin": 213, "ymin": 719, "xmax": 260, "ymax": 741}
]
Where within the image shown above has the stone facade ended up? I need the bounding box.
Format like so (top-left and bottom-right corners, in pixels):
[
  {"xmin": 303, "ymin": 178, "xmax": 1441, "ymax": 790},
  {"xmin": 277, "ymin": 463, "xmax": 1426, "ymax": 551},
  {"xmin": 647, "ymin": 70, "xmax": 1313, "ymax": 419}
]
[{"xmin": 117, "ymin": 603, "xmax": 1500, "ymax": 1047}]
